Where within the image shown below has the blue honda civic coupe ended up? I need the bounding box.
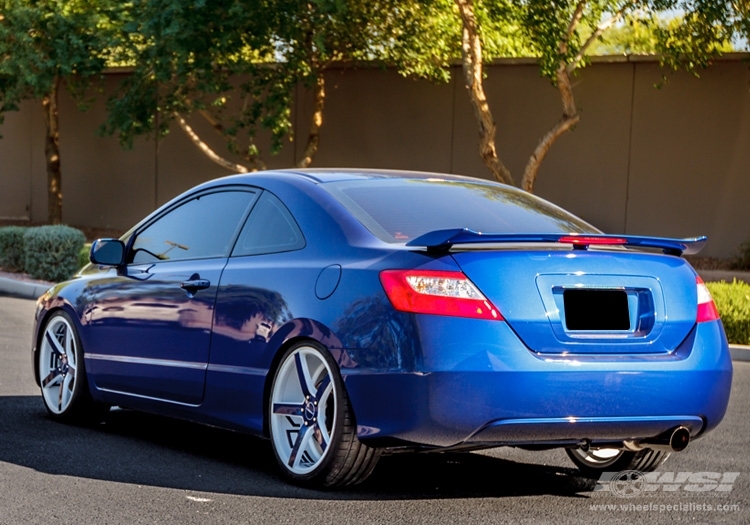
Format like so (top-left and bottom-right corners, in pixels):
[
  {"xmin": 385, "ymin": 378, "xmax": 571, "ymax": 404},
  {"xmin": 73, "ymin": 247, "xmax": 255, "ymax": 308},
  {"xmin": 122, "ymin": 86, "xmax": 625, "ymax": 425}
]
[{"xmin": 32, "ymin": 169, "xmax": 732, "ymax": 487}]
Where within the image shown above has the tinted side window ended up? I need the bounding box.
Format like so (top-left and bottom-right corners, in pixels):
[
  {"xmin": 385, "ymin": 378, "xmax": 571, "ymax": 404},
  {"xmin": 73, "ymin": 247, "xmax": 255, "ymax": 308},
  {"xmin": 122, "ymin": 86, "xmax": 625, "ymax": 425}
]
[
  {"xmin": 232, "ymin": 192, "xmax": 305, "ymax": 257},
  {"xmin": 131, "ymin": 190, "xmax": 256, "ymax": 263}
]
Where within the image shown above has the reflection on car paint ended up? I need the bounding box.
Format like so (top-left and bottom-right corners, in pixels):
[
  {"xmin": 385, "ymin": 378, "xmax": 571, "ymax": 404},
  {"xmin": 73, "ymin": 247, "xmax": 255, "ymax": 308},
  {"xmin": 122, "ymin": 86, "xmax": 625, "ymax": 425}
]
[
  {"xmin": 334, "ymin": 295, "xmax": 419, "ymax": 370},
  {"xmin": 270, "ymin": 318, "xmax": 355, "ymax": 369},
  {"xmin": 213, "ymin": 285, "xmax": 290, "ymax": 344}
]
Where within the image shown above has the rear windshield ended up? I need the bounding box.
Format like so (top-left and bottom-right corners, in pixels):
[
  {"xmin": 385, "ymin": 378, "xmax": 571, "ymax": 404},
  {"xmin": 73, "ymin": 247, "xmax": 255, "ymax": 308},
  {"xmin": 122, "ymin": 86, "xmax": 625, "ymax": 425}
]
[{"xmin": 323, "ymin": 178, "xmax": 597, "ymax": 243}]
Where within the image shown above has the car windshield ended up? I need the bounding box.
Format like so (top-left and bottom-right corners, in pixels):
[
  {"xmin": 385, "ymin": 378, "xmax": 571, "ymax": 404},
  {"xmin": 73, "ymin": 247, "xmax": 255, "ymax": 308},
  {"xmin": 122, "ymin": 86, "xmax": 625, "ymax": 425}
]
[{"xmin": 322, "ymin": 178, "xmax": 598, "ymax": 243}]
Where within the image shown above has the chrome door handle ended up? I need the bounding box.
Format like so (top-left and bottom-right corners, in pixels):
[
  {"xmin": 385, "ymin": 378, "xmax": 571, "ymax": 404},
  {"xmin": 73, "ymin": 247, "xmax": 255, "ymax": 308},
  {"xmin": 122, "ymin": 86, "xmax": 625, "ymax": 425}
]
[{"xmin": 180, "ymin": 279, "xmax": 210, "ymax": 292}]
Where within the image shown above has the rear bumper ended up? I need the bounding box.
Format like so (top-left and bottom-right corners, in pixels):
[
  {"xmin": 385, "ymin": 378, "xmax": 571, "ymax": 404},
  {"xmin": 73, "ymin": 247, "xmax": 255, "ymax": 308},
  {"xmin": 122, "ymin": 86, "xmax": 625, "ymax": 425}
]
[{"xmin": 342, "ymin": 318, "xmax": 732, "ymax": 449}]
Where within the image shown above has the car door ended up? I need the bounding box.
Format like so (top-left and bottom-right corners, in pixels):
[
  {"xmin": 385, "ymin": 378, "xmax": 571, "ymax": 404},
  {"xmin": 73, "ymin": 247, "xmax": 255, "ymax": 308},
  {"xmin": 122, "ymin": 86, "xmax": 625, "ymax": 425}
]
[
  {"xmin": 203, "ymin": 190, "xmax": 309, "ymax": 426},
  {"xmin": 85, "ymin": 188, "xmax": 258, "ymax": 405}
]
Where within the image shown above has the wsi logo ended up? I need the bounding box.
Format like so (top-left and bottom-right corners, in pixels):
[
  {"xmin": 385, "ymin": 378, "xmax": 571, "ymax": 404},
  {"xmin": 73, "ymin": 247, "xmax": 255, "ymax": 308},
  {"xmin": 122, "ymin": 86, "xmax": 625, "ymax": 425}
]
[{"xmin": 595, "ymin": 471, "xmax": 740, "ymax": 497}]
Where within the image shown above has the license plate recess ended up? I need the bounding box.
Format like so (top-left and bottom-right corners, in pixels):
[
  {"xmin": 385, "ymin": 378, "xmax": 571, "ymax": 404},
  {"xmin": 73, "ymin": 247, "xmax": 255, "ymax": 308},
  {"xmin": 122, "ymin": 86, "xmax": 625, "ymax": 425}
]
[{"xmin": 563, "ymin": 289, "xmax": 630, "ymax": 331}]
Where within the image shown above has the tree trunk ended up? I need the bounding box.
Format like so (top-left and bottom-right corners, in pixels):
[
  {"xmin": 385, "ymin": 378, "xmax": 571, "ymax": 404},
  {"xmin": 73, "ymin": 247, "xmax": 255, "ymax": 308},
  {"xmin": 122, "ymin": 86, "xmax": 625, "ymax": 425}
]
[
  {"xmin": 42, "ymin": 77, "xmax": 62, "ymax": 224},
  {"xmin": 296, "ymin": 69, "xmax": 325, "ymax": 168},
  {"xmin": 173, "ymin": 112, "xmax": 249, "ymax": 173},
  {"xmin": 520, "ymin": 66, "xmax": 580, "ymax": 193},
  {"xmin": 198, "ymin": 109, "xmax": 267, "ymax": 171},
  {"xmin": 454, "ymin": 0, "xmax": 514, "ymax": 186}
]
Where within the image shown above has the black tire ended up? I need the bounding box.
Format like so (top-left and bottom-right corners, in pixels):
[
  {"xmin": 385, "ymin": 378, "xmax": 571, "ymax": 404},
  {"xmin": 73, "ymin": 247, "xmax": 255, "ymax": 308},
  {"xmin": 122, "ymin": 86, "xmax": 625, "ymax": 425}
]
[
  {"xmin": 268, "ymin": 341, "xmax": 379, "ymax": 487},
  {"xmin": 566, "ymin": 446, "xmax": 670, "ymax": 478},
  {"xmin": 38, "ymin": 310, "xmax": 109, "ymax": 422}
]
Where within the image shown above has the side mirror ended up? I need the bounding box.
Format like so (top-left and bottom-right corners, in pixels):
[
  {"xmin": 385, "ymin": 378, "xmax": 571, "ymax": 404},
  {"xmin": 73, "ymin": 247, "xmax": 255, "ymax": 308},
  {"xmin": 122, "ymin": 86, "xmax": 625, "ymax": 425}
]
[{"xmin": 90, "ymin": 238, "xmax": 125, "ymax": 266}]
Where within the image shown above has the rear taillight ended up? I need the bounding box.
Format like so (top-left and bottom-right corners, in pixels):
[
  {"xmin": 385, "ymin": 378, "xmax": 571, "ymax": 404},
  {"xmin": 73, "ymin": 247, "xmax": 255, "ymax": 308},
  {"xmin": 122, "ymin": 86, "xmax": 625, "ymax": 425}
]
[
  {"xmin": 696, "ymin": 276, "xmax": 720, "ymax": 322},
  {"xmin": 379, "ymin": 269, "xmax": 503, "ymax": 320}
]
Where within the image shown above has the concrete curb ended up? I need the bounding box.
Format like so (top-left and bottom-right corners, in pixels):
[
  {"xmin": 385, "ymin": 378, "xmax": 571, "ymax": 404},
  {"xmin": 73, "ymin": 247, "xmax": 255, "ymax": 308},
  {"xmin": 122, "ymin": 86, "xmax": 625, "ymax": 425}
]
[
  {"xmin": 0, "ymin": 274, "xmax": 748, "ymax": 362},
  {"xmin": 730, "ymin": 345, "xmax": 750, "ymax": 363},
  {"xmin": 0, "ymin": 276, "xmax": 53, "ymax": 300}
]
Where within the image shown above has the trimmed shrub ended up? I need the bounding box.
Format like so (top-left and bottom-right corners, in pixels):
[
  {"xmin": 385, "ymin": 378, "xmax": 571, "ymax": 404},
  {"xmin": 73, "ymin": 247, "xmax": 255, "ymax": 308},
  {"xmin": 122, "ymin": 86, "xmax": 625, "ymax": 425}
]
[
  {"xmin": 707, "ymin": 279, "xmax": 750, "ymax": 345},
  {"xmin": 23, "ymin": 225, "xmax": 86, "ymax": 282},
  {"xmin": 0, "ymin": 226, "xmax": 27, "ymax": 272},
  {"xmin": 79, "ymin": 242, "xmax": 92, "ymax": 270}
]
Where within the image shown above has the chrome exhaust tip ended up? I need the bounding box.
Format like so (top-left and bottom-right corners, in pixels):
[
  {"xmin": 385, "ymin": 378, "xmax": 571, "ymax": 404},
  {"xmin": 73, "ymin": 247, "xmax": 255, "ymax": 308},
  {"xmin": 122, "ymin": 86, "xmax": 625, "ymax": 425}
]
[
  {"xmin": 623, "ymin": 426, "xmax": 691, "ymax": 453},
  {"xmin": 668, "ymin": 426, "xmax": 690, "ymax": 452}
]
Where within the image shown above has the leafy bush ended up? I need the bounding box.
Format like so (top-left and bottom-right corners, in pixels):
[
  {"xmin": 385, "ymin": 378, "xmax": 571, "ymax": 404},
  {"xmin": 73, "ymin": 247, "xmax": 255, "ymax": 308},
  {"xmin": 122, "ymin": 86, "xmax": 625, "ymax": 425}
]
[
  {"xmin": 0, "ymin": 226, "xmax": 27, "ymax": 272},
  {"xmin": 707, "ymin": 279, "xmax": 750, "ymax": 345},
  {"xmin": 23, "ymin": 225, "xmax": 86, "ymax": 282}
]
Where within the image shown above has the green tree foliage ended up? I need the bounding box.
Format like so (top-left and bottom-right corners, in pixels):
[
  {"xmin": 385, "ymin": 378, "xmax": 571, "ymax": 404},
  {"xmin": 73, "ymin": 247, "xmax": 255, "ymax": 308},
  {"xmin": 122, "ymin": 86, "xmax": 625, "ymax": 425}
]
[
  {"xmin": 585, "ymin": 15, "xmax": 664, "ymax": 54},
  {"xmin": 379, "ymin": 0, "xmax": 533, "ymax": 82},
  {"xmin": 587, "ymin": 10, "xmax": 742, "ymax": 58},
  {"xmin": 105, "ymin": 0, "xmax": 446, "ymax": 172},
  {"xmin": 656, "ymin": 1, "xmax": 747, "ymax": 71},
  {"xmin": 4, "ymin": 0, "xmax": 739, "ymax": 208},
  {"xmin": 0, "ymin": 0, "xmax": 119, "ymax": 223},
  {"xmin": 103, "ymin": 0, "xmax": 274, "ymax": 171}
]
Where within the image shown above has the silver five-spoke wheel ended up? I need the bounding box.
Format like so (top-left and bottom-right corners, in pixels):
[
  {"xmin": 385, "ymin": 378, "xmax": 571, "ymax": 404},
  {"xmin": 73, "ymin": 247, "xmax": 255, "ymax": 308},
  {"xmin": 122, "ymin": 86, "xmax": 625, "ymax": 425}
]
[
  {"xmin": 271, "ymin": 345, "xmax": 336, "ymax": 475},
  {"xmin": 40, "ymin": 314, "xmax": 79, "ymax": 415},
  {"xmin": 38, "ymin": 311, "xmax": 107, "ymax": 421},
  {"xmin": 269, "ymin": 342, "xmax": 379, "ymax": 487}
]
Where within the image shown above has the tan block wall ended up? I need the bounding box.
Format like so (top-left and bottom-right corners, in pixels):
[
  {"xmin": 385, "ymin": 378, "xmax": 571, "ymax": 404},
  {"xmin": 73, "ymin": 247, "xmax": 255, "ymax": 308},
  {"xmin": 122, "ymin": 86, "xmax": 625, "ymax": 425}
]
[{"xmin": 1, "ymin": 56, "xmax": 748, "ymax": 257}]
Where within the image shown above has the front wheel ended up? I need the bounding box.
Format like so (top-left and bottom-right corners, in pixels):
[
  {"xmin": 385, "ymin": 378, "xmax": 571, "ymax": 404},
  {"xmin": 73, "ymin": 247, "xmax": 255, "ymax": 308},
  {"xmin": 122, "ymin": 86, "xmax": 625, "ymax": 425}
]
[
  {"xmin": 38, "ymin": 311, "xmax": 108, "ymax": 422},
  {"xmin": 566, "ymin": 447, "xmax": 670, "ymax": 477},
  {"xmin": 268, "ymin": 341, "xmax": 379, "ymax": 487}
]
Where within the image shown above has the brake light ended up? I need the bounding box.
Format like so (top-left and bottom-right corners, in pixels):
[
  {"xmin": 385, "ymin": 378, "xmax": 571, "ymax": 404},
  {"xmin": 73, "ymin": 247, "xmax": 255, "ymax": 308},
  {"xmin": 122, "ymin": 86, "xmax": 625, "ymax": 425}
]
[
  {"xmin": 379, "ymin": 269, "xmax": 503, "ymax": 320},
  {"xmin": 558, "ymin": 235, "xmax": 627, "ymax": 246},
  {"xmin": 696, "ymin": 276, "xmax": 720, "ymax": 322}
]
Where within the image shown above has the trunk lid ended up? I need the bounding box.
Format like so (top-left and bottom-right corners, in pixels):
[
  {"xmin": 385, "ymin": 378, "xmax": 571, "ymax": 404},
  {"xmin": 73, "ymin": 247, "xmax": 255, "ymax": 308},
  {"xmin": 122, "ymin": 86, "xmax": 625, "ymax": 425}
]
[{"xmin": 450, "ymin": 249, "xmax": 698, "ymax": 355}]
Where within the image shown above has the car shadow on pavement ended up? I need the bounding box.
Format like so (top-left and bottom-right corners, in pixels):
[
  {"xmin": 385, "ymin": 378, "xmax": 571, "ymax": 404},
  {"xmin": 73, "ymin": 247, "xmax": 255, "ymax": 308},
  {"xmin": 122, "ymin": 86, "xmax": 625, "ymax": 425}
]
[{"xmin": 0, "ymin": 395, "xmax": 596, "ymax": 500}]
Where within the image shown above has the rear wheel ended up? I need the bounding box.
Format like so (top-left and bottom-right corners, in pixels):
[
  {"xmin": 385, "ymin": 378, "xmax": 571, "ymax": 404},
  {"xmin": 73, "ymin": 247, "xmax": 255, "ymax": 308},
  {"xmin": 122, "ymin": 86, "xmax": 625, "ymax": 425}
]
[
  {"xmin": 38, "ymin": 311, "xmax": 108, "ymax": 422},
  {"xmin": 269, "ymin": 341, "xmax": 379, "ymax": 487},
  {"xmin": 566, "ymin": 446, "xmax": 669, "ymax": 477}
]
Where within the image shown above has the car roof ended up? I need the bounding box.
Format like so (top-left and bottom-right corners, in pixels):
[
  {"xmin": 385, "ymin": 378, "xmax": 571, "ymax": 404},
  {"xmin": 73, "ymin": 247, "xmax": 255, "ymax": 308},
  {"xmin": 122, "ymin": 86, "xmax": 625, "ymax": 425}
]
[{"xmin": 250, "ymin": 168, "xmax": 493, "ymax": 185}]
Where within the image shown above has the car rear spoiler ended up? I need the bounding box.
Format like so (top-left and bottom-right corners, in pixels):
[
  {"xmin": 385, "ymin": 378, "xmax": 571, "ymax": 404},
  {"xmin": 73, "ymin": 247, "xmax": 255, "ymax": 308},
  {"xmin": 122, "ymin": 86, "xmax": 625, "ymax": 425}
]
[{"xmin": 405, "ymin": 229, "xmax": 707, "ymax": 256}]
